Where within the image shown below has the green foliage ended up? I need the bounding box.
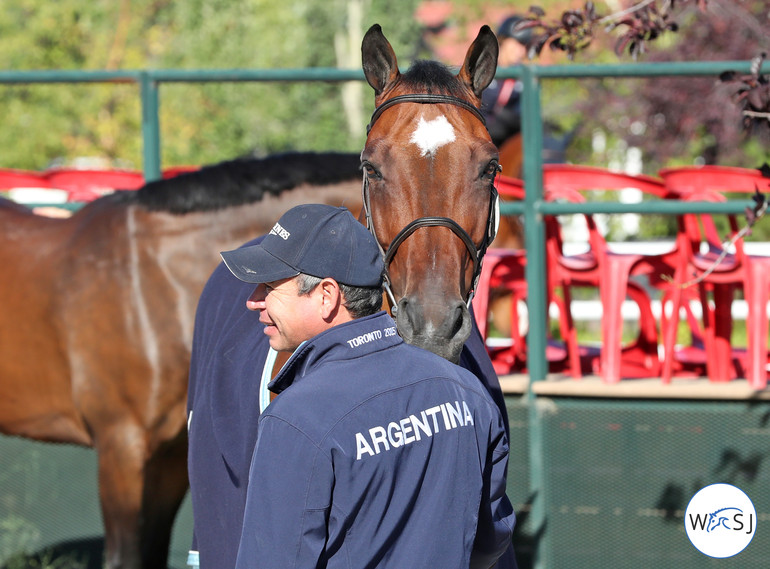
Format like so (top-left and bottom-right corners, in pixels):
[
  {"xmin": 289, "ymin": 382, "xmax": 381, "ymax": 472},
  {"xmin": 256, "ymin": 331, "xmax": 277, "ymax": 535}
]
[
  {"xmin": 0, "ymin": 513, "xmax": 87, "ymax": 569},
  {"xmin": 0, "ymin": 0, "xmax": 421, "ymax": 170},
  {"xmin": 1, "ymin": 515, "xmax": 42, "ymax": 561}
]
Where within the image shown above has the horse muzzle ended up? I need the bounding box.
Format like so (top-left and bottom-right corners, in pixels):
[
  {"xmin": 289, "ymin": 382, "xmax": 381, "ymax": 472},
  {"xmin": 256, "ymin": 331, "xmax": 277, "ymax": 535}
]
[{"xmin": 394, "ymin": 295, "xmax": 472, "ymax": 363}]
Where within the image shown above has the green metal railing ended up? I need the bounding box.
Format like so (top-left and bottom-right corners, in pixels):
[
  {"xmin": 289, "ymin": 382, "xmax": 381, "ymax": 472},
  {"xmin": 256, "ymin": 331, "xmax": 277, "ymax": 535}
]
[
  {"xmin": 5, "ymin": 60, "xmax": 764, "ymax": 386},
  {"xmin": 0, "ymin": 68, "xmax": 364, "ymax": 182},
  {"xmin": 4, "ymin": 60, "xmax": 764, "ymax": 338},
  {"xmin": 3, "ymin": 60, "xmax": 768, "ymax": 569}
]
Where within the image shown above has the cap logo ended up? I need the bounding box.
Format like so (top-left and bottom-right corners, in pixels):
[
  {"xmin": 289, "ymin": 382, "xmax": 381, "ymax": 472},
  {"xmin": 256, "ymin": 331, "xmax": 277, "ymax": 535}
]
[{"xmin": 269, "ymin": 222, "xmax": 291, "ymax": 240}]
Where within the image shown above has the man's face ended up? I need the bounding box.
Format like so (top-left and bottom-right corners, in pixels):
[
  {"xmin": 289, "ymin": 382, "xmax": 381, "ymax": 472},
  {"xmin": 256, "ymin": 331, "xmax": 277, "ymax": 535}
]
[
  {"xmin": 246, "ymin": 277, "xmax": 322, "ymax": 352},
  {"xmin": 499, "ymin": 37, "xmax": 527, "ymax": 67}
]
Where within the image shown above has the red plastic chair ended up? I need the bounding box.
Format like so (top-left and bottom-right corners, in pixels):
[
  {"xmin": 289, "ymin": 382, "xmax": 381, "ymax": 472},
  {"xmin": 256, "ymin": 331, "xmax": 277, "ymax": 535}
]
[
  {"xmin": 659, "ymin": 165, "xmax": 770, "ymax": 389},
  {"xmin": 472, "ymin": 176, "xmax": 575, "ymax": 375},
  {"xmin": 0, "ymin": 168, "xmax": 50, "ymax": 189},
  {"xmin": 45, "ymin": 168, "xmax": 145, "ymax": 202},
  {"xmin": 541, "ymin": 164, "xmax": 682, "ymax": 383},
  {"xmin": 473, "ymin": 248, "xmax": 530, "ymax": 374}
]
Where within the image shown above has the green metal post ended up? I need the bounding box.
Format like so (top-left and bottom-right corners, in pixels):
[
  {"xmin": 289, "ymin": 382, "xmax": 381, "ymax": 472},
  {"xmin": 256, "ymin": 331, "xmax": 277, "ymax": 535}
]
[
  {"xmin": 519, "ymin": 64, "xmax": 550, "ymax": 569},
  {"xmin": 520, "ymin": 70, "xmax": 547, "ymax": 382},
  {"xmin": 140, "ymin": 72, "xmax": 162, "ymax": 182}
]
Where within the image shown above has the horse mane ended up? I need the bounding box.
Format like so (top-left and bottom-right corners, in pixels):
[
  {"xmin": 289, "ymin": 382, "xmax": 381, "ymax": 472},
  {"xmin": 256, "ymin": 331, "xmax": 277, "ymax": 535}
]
[
  {"xmin": 400, "ymin": 60, "xmax": 469, "ymax": 98},
  {"xmin": 113, "ymin": 151, "xmax": 361, "ymax": 214}
]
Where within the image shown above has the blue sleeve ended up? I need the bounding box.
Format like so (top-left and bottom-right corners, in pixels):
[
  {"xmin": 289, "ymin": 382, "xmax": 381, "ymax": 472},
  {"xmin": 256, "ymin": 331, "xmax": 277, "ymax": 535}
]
[
  {"xmin": 235, "ymin": 415, "xmax": 332, "ymax": 569},
  {"xmin": 470, "ymin": 412, "xmax": 516, "ymax": 569}
]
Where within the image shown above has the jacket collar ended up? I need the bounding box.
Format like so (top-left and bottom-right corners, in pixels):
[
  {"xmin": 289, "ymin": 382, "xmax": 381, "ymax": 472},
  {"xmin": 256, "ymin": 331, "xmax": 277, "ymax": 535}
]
[{"xmin": 268, "ymin": 311, "xmax": 401, "ymax": 394}]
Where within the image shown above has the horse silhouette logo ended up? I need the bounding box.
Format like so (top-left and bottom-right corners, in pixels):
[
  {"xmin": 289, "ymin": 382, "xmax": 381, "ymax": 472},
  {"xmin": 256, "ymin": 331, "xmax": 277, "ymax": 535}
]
[
  {"xmin": 706, "ymin": 507, "xmax": 743, "ymax": 532},
  {"xmin": 685, "ymin": 484, "xmax": 756, "ymax": 558}
]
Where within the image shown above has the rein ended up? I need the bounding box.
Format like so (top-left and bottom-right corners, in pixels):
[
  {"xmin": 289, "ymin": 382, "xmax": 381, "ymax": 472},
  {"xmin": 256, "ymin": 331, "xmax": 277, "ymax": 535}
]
[{"xmin": 362, "ymin": 93, "xmax": 500, "ymax": 315}]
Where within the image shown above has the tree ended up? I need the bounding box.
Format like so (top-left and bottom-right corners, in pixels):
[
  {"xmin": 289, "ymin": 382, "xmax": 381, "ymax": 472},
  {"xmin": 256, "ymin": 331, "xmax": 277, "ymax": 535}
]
[
  {"xmin": 0, "ymin": 0, "xmax": 422, "ymax": 170},
  {"xmin": 519, "ymin": 0, "xmax": 769, "ymax": 167}
]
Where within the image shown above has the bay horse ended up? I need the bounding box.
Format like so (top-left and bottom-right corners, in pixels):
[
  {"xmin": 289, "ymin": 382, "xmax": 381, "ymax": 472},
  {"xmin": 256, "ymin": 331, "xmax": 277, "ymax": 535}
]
[
  {"xmin": 0, "ymin": 151, "xmax": 363, "ymax": 569},
  {"xmin": 187, "ymin": 23, "xmax": 516, "ymax": 569},
  {"xmin": 360, "ymin": 23, "xmax": 501, "ymax": 362}
]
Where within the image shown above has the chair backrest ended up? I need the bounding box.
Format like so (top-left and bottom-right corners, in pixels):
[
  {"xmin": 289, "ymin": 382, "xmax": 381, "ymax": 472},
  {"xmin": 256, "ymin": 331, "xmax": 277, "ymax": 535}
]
[
  {"xmin": 544, "ymin": 164, "xmax": 670, "ymax": 198},
  {"xmin": 542, "ymin": 164, "xmax": 670, "ymax": 261},
  {"xmin": 658, "ymin": 165, "xmax": 769, "ymax": 197},
  {"xmin": 659, "ymin": 165, "xmax": 770, "ymax": 263}
]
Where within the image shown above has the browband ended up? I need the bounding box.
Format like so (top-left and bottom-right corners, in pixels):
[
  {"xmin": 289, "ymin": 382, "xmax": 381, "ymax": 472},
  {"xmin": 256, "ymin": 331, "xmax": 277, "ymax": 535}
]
[{"xmin": 367, "ymin": 94, "xmax": 486, "ymax": 134}]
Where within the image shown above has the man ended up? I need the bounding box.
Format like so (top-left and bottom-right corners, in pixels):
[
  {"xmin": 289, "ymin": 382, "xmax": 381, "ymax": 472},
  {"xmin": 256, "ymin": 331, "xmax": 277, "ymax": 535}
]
[
  {"xmin": 481, "ymin": 15, "xmax": 534, "ymax": 148},
  {"xmin": 217, "ymin": 204, "xmax": 514, "ymax": 569},
  {"xmin": 186, "ymin": 240, "xmax": 515, "ymax": 569}
]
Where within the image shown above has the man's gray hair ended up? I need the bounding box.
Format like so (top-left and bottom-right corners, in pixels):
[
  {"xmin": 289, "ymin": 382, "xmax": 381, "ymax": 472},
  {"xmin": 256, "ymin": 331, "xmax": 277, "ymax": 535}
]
[{"xmin": 296, "ymin": 274, "xmax": 383, "ymax": 318}]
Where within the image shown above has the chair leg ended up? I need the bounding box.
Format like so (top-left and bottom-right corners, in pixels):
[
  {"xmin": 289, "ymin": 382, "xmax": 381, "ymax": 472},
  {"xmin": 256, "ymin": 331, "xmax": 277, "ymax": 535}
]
[
  {"xmin": 555, "ymin": 284, "xmax": 582, "ymax": 378},
  {"xmin": 510, "ymin": 289, "xmax": 529, "ymax": 365},
  {"xmin": 699, "ymin": 284, "xmax": 718, "ymax": 381},
  {"xmin": 711, "ymin": 283, "xmax": 735, "ymax": 382},
  {"xmin": 472, "ymin": 254, "xmax": 504, "ymax": 341},
  {"xmin": 746, "ymin": 262, "xmax": 770, "ymax": 389},
  {"xmin": 624, "ymin": 281, "xmax": 661, "ymax": 377},
  {"xmin": 661, "ymin": 288, "xmax": 680, "ymax": 384},
  {"xmin": 599, "ymin": 256, "xmax": 640, "ymax": 383}
]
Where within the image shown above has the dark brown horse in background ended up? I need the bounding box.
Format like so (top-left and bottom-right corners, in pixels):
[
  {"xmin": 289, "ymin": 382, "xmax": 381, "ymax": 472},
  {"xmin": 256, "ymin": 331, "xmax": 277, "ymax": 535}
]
[{"xmin": 0, "ymin": 152, "xmax": 362, "ymax": 569}]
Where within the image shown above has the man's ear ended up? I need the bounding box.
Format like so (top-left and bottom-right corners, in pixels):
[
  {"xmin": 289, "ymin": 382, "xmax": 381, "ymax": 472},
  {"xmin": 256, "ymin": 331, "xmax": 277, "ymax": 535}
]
[{"xmin": 318, "ymin": 278, "xmax": 342, "ymax": 320}]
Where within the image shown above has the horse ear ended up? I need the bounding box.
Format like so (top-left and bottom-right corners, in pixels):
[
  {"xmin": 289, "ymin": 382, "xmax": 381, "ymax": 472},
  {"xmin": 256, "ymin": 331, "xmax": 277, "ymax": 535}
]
[
  {"xmin": 361, "ymin": 24, "xmax": 401, "ymax": 96},
  {"xmin": 457, "ymin": 25, "xmax": 499, "ymax": 99}
]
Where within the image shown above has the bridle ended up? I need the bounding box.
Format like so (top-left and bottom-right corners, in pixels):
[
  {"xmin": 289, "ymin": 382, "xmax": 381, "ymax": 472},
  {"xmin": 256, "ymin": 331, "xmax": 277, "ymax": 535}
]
[{"xmin": 362, "ymin": 93, "xmax": 501, "ymax": 314}]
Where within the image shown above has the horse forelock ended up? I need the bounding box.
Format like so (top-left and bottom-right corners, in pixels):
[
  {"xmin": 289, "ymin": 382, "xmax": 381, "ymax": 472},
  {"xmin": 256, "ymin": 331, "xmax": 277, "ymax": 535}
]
[
  {"xmin": 400, "ymin": 60, "xmax": 472, "ymax": 100},
  {"xmin": 129, "ymin": 151, "xmax": 361, "ymax": 214}
]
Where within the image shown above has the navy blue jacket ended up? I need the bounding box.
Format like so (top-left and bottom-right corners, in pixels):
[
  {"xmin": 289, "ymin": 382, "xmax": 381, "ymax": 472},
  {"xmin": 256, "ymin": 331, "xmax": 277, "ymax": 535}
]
[
  {"xmin": 187, "ymin": 237, "xmax": 516, "ymax": 569},
  {"xmin": 235, "ymin": 311, "xmax": 514, "ymax": 569}
]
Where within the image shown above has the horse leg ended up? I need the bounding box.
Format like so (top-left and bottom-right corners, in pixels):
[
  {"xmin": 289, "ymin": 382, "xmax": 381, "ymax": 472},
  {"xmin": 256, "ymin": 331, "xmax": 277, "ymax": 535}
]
[
  {"xmin": 139, "ymin": 431, "xmax": 190, "ymax": 569},
  {"xmin": 97, "ymin": 424, "xmax": 189, "ymax": 569},
  {"xmin": 96, "ymin": 423, "xmax": 147, "ymax": 569}
]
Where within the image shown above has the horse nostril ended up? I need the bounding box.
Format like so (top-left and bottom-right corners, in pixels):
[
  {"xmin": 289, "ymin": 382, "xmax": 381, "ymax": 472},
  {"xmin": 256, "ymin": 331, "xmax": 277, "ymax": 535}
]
[
  {"xmin": 395, "ymin": 297, "xmax": 420, "ymax": 340},
  {"xmin": 450, "ymin": 302, "xmax": 467, "ymax": 338}
]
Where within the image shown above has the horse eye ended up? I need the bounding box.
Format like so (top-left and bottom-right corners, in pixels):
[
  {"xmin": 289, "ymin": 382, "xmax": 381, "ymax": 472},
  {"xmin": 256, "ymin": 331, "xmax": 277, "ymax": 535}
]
[
  {"xmin": 482, "ymin": 161, "xmax": 500, "ymax": 181},
  {"xmin": 361, "ymin": 161, "xmax": 382, "ymax": 180}
]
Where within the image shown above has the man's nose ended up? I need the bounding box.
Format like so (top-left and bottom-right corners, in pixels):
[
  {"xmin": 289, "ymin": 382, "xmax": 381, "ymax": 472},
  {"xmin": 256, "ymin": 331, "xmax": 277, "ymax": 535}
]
[{"xmin": 246, "ymin": 284, "xmax": 266, "ymax": 311}]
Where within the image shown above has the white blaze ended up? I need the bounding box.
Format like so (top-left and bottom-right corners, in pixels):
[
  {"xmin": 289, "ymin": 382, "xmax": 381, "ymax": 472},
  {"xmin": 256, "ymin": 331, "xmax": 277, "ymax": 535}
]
[{"xmin": 409, "ymin": 115, "xmax": 455, "ymax": 156}]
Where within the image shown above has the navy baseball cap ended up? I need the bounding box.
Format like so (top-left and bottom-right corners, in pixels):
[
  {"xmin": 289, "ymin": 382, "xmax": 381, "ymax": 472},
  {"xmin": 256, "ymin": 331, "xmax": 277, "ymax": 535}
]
[
  {"xmin": 221, "ymin": 204, "xmax": 384, "ymax": 287},
  {"xmin": 497, "ymin": 15, "xmax": 534, "ymax": 45}
]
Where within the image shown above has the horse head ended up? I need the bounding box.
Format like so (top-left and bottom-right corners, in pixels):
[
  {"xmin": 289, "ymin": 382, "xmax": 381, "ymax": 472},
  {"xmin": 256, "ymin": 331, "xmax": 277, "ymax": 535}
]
[
  {"xmin": 707, "ymin": 507, "xmax": 741, "ymax": 532},
  {"xmin": 360, "ymin": 24, "xmax": 500, "ymax": 363}
]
